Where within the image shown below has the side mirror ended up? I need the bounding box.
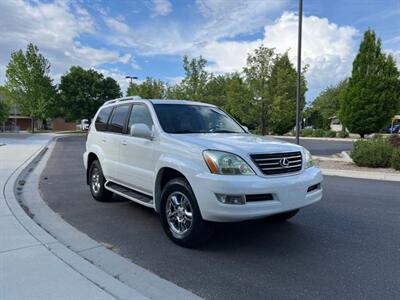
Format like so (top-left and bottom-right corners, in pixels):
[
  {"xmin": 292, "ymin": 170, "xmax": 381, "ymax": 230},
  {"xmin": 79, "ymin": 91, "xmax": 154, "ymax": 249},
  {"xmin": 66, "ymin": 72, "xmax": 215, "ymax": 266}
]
[
  {"xmin": 242, "ymin": 125, "xmax": 249, "ymax": 133},
  {"xmin": 130, "ymin": 123, "xmax": 153, "ymax": 140}
]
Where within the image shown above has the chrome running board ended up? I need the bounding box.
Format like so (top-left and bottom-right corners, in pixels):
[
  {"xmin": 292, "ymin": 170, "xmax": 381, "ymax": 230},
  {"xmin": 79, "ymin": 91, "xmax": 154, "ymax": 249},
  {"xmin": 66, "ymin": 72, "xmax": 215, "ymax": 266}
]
[{"xmin": 105, "ymin": 181, "xmax": 154, "ymax": 208}]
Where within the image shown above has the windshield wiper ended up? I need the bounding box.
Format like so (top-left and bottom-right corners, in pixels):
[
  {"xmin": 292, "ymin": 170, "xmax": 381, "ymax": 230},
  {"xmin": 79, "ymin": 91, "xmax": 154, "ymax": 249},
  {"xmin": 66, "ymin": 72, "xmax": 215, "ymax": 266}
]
[
  {"xmin": 211, "ymin": 130, "xmax": 240, "ymax": 133},
  {"xmin": 171, "ymin": 130, "xmax": 203, "ymax": 134}
]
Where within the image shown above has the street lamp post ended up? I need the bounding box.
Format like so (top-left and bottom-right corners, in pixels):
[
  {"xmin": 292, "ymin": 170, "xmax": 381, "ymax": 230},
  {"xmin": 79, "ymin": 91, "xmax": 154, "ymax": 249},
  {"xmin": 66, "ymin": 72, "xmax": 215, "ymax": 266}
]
[
  {"xmin": 125, "ymin": 75, "xmax": 138, "ymax": 85},
  {"xmin": 295, "ymin": 0, "xmax": 303, "ymax": 145}
]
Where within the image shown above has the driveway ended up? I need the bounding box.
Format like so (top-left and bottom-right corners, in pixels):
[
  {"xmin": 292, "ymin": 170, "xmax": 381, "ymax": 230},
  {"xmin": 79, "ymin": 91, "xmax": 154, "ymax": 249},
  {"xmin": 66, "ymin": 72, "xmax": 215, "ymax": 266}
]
[{"xmin": 39, "ymin": 136, "xmax": 399, "ymax": 299}]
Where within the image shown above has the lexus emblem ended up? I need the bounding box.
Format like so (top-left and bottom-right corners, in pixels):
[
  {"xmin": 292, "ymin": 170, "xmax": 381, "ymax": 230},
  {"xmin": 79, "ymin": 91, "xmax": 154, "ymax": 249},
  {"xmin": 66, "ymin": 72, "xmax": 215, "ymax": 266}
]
[{"xmin": 279, "ymin": 158, "xmax": 290, "ymax": 168}]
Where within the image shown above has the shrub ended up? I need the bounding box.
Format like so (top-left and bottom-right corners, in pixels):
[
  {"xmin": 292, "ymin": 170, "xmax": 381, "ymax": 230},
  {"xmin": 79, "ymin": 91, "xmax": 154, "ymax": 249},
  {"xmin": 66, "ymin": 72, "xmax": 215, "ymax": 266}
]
[
  {"xmin": 337, "ymin": 131, "xmax": 349, "ymax": 138},
  {"xmin": 391, "ymin": 148, "xmax": 400, "ymax": 170},
  {"xmin": 301, "ymin": 129, "xmax": 314, "ymax": 137},
  {"xmin": 312, "ymin": 129, "xmax": 326, "ymax": 137},
  {"xmin": 325, "ymin": 130, "xmax": 337, "ymax": 138},
  {"xmin": 388, "ymin": 134, "xmax": 400, "ymax": 147},
  {"xmin": 351, "ymin": 138, "xmax": 393, "ymax": 168},
  {"xmin": 371, "ymin": 133, "xmax": 383, "ymax": 139}
]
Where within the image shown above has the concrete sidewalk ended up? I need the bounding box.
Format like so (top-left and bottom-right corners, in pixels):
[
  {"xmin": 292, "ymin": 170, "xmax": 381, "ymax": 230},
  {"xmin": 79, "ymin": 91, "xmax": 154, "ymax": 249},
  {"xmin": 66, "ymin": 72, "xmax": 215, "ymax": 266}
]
[{"xmin": 0, "ymin": 134, "xmax": 148, "ymax": 300}]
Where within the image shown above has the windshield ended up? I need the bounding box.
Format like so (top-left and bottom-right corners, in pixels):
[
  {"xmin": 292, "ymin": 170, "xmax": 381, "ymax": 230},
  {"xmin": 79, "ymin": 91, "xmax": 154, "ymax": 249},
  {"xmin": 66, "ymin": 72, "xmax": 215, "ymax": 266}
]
[{"xmin": 153, "ymin": 104, "xmax": 246, "ymax": 134}]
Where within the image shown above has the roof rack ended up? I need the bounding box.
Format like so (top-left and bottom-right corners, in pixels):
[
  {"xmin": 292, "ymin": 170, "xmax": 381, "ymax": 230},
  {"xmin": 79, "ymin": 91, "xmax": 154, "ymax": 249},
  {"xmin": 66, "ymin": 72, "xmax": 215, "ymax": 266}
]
[{"xmin": 102, "ymin": 96, "xmax": 142, "ymax": 106}]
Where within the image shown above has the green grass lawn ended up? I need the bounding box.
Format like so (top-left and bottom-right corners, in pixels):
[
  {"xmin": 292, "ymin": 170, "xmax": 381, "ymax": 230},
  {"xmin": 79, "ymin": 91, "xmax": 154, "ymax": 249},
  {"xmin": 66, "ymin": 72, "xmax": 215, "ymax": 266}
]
[{"xmin": 55, "ymin": 130, "xmax": 86, "ymax": 135}]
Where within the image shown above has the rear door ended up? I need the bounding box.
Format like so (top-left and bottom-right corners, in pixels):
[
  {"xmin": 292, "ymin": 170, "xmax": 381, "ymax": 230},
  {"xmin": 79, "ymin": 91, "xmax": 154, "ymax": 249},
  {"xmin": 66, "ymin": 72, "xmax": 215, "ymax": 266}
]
[
  {"xmin": 118, "ymin": 103, "xmax": 155, "ymax": 195},
  {"xmin": 106, "ymin": 104, "xmax": 131, "ymax": 181},
  {"xmin": 93, "ymin": 106, "xmax": 113, "ymax": 178}
]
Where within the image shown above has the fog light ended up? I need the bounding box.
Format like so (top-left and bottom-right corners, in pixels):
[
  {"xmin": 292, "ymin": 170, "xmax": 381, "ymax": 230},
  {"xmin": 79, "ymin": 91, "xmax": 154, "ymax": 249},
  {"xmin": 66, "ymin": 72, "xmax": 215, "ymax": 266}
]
[{"xmin": 215, "ymin": 194, "xmax": 246, "ymax": 205}]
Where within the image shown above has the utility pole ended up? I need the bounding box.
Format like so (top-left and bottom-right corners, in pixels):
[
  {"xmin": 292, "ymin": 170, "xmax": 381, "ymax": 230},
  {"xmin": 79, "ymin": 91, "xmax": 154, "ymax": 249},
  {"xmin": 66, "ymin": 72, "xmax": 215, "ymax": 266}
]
[{"xmin": 295, "ymin": 0, "xmax": 303, "ymax": 145}]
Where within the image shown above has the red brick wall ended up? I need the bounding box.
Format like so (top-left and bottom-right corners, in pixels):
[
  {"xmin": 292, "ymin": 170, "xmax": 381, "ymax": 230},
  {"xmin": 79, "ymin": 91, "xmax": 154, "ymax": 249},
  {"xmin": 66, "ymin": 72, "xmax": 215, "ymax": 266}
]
[
  {"xmin": 52, "ymin": 117, "xmax": 77, "ymax": 131},
  {"xmin": 17, "ymin": 118, "xmax": 31, "ymax": 130},
  {"xmin": 6, "ymin": 117, "xmax": 31, "ymax": 130}
]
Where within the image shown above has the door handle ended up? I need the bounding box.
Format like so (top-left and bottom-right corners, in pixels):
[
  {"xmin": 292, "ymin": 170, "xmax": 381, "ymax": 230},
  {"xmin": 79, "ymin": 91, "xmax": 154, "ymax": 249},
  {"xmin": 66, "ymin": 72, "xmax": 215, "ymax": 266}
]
[
  {"xmin": 102, "ymin": 137, "xmax": 107, "ymax": 142},
  {"xmin": 121, "ymin": 140, "xmax": 127, "ymax": 146}
]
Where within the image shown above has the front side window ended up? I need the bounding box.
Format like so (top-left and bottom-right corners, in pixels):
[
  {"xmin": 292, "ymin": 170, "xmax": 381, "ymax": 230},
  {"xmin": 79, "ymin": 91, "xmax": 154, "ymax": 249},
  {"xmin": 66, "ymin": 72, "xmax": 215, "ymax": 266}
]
[
  {"xmin": 108, "ymin": 104, "xmax": 130, "ymax": 133},
  {"xmin": 95, "ymin": 106, "xmax": 113, "ymax": 132},
  {"xmin": 153, "ymin": 104, "xmax": 245, "ymax": 134},
  {"xmin": 128, "ymin": 104, "xmax": 153, "ymax": 129}
]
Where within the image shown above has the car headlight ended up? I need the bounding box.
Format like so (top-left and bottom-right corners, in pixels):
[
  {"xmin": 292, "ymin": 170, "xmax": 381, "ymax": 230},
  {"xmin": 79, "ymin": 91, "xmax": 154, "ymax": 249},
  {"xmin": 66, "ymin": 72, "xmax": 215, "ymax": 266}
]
[
  {"xmin": 304, "ymin": 149, "xmax": 314, "ymax": 168},
  {"xmin": 203, "ymin": 150, "xmax": 255, "ymax": 175}
]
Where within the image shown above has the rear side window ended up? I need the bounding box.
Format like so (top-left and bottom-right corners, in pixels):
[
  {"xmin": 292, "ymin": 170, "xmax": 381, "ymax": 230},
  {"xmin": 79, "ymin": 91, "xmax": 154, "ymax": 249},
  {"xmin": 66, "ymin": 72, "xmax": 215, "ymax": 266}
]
[
  {"xmin": 128, "ymin": 104, "xmax": 153, "ymax": 129},
  {"xmin": 95, "ymin": 107, "xmax": 113, "ymax": 132},
  {"xmin": 108, "ymin": 104, "xmax": 130, "ymax": 133}
]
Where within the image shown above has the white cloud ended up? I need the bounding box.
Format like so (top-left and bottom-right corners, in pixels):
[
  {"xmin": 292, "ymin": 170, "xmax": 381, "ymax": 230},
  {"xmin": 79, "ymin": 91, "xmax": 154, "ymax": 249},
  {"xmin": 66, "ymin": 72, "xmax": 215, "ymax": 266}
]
[
  {"xmin": 195, "ymin": 0, "xmax": 287, "ymax": 41},
  {"xmin": 150, "ymin": 0, "xmax": 172, "ymax": 17},
  {"xmin": 266, "ymin": 12, "xmax": 357, "ymax": 98},
  {"xmin": 0, "ymin": 0, "xmax": 135, "ymax": 84},
  {"xmin": 104, "ymin": 0, "xmax": 287, "ymax": 56},
  {"xmin": 97, "ymin": 68, "xmax": 132, "ymax": 95},
  {"xmin": 103, "ymin": 16, "xmax": 130, "ymax": 34},
  {"xmin": 201, "ymin": 40, "xmax": 259, "ymax": 73},
  {"xmin": 166, "ymin": 76, "xmax": 184, "ymax": 85},
  {"xmin": 199, "ymin": 12, "xmax": 358, "ymax": 99}
]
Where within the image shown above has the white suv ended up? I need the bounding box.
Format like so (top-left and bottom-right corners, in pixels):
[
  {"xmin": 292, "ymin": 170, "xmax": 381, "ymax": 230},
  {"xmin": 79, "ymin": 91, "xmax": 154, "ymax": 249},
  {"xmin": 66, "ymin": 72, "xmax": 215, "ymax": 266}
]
[{"xmin": 84, "ymin": 97, "xmax": 323, "ymax": 247}]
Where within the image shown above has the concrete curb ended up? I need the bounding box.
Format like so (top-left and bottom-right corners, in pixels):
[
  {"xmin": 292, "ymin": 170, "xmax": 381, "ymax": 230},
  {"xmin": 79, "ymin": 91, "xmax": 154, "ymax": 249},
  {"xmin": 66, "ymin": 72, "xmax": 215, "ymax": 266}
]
[
  {"xmin": 320, "ymin": 168, "xmax": 400, "ymax": 182},
  {"xmin": 268, "ymin": 135, "xmax": 356, "ymax": 142},
  {"xmin": 16, "ymin": 138, "xmax": 202, "ymax": 300},
  {"xmin": 313, "ymin": 151, "xmax": 352, "ymax": 163},
  {"xmin": 314, "ymin": 152, "xmax": 400, "ymax": 182},
  {"xmin": 7, "ymin": 137, "xmax": 147, "ymax": 300}
]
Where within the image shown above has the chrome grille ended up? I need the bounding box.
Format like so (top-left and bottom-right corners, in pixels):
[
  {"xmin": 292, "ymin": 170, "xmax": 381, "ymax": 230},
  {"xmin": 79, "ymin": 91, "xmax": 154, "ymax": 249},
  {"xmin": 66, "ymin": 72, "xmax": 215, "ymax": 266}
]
[{"xmin": 250, "ymin": 151, "xmax": 302, "ymax": 175}]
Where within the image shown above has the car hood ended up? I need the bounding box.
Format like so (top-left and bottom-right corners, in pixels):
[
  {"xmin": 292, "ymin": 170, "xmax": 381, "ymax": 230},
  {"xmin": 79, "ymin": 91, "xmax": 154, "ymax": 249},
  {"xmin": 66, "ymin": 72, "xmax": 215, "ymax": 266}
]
[{"xmin": 170, "ymin": 133, "xmax": 303, "ymax": 154}]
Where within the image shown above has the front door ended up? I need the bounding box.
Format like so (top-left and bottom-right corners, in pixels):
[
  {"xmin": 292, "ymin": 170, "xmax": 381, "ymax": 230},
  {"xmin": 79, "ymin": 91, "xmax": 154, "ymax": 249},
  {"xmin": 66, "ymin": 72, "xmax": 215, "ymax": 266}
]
[{"xmin": 118, "ymin": 103, "xmax": 155, "ymax": 195}]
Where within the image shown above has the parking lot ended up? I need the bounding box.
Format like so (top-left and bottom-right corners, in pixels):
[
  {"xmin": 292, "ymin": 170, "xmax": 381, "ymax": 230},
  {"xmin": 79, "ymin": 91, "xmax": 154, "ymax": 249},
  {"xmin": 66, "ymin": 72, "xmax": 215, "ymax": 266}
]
[{"xmin": 39, "ymin": 136, "xmax": 399, "ymax": 299}]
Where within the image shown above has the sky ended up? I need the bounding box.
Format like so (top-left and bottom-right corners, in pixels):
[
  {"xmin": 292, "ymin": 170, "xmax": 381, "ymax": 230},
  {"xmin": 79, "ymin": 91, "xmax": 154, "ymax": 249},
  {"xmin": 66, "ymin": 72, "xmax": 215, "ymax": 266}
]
[{"xmin": 0, "ymin": 0, "xmax": 399, "ymax": 102}]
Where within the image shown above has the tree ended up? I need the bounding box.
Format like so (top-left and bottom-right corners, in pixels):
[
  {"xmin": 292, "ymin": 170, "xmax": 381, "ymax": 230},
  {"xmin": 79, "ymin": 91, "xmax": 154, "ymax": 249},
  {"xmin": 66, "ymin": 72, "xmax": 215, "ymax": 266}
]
[
  {"xmin": 165, "ymin": 83, "xmax": 186, "ymax": 99},
  {"xmin": 243, "ymin": 45, "xmax": 275, "ymax": 135},
  {"xmin": 204, "ymin": 75, "xmax": 228, "ymax": 107},
  {"xmin": 59, "ymin": 66, "xmax": 121, "ymax": 121},
  {"xmin": 268, "ymin": 52, "xmax": 307, "ymax": 135},
  {"xmin": 0, "ymin": 87, "xmax": 11, "ymax": 127},
  {"xmin": 180, "ymin": 55, "xmax": 209, "ymax": 100},
  {"xmin": 0, "ymin": 101, "xmax": 9, "ymax": 125},
  {"xmin": 304, "ymin": 106, "xmax": 323, "ymax": 129},
  {"xmin": 0, "ymin": 86, "xmax": 13, "ymax": 124},
  {"xmin": 5, "ymin": 43, "xmax": 56, "ymax": 132},
  {"xmin": 339, "ymin": 29, "xmax": 400, "ymax": 137},
  {"xmin": 310, "ymin": 80, "xmax": 347, "ymax": 129},
  {"xmin": 223, "ymin": 73, "xmax": 254, "ymax": 126},
  {"xmin": 127, "ymin": 77, "xmax": 165, "ymax": 99}
]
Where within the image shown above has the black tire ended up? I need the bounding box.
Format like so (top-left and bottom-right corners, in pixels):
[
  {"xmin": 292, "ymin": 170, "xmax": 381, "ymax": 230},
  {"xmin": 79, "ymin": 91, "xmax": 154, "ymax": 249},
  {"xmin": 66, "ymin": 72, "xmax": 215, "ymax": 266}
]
[
  {"xmin": 88, "ymin": 160, "xmax": 112, "ymax": 202},
  {"xmin": 159, "ymin": 178, "xmax": 213, "ymax": 248},
  {"xmin": 268, "ymin": 209, "xmax": 300, "ymax": 222}
]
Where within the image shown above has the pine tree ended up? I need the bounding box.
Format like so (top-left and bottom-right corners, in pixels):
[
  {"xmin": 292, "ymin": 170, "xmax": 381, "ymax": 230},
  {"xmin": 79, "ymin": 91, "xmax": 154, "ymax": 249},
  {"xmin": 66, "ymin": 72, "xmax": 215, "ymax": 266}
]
[
  {"xmin": 339, "ymin": 29, "xmax": 400, "ymax": 137},
  {"xmin": 268, "ymin": 52, "xmax": 307, "ymax": 135}
]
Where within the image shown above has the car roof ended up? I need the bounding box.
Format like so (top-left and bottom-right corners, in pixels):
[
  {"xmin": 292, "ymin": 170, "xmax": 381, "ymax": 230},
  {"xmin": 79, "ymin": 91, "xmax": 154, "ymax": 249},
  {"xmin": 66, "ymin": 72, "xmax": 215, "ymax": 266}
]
[
  {"xmin": 149, "ymin": 99, "xmax": 214, "ymax": 106},
  {"xmin": 102, "ymin": 96, "xmax": 215, "ymax": 108}
]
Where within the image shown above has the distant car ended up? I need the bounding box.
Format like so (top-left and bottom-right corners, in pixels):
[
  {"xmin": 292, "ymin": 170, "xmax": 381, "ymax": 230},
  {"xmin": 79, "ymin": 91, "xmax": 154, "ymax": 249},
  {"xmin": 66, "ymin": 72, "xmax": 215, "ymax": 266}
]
[
  {"xmin": 81, "ymin": 119, "xmax": 90, "ymax": 131},
  {"xmin": 83, "ymin": 97, "xmax": 323, "ymax": 247},
  {"xmin": 385, "ymin": 124, "xmax": 400, "ymax": 134}
]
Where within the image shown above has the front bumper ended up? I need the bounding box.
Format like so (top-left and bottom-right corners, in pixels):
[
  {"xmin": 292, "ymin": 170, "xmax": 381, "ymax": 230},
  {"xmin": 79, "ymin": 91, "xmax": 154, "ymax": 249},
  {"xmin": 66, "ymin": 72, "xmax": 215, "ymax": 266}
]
[{"xmin": 191, "ymin": 167, "xmax": 323, "ymax": 222}]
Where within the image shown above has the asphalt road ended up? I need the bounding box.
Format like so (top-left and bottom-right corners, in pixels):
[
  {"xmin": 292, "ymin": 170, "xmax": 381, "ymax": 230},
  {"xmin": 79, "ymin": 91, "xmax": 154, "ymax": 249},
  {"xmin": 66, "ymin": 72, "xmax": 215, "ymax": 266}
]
[
  {"xmin": 274, "ymin": 137, "xmax": 353, "ymax": 156},
  {"xmin": 40, "ymin": 136, "xmax": 399, "ymax": 299}
]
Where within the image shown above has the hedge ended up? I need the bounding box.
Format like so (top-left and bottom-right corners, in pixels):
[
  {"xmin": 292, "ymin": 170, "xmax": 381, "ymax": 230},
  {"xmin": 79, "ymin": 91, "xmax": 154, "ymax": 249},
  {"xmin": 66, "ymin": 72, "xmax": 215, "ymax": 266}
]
[
  {"xmin": 337, "ymin": 131, "xmax": 349, "ymax": 138},
  {"xmin": 325, "ymin": 130, "xmax": 337, "ymax": 138},
  {"xmin": 351, "ymin": 138, "xmax": 393, "ymax": 168}
]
